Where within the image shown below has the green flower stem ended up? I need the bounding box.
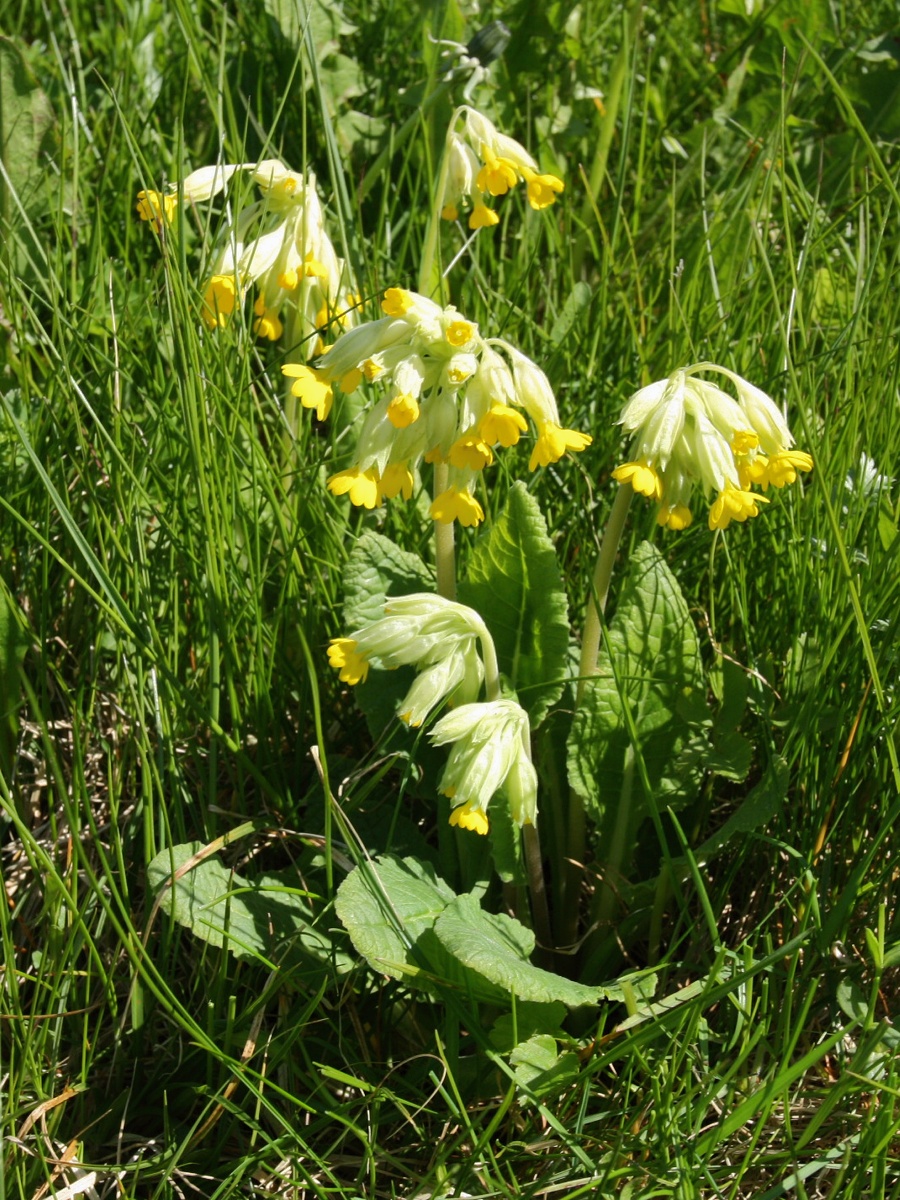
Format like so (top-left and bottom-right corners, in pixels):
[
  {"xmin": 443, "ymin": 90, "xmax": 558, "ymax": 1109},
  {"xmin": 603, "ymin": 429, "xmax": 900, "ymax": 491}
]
[
  {"xmin": 559, "ymin": 482, "xmax": 633, "ymax": 949},
  {"xmin": 433, "ymin": 462, "xmax": 457, "ymax": 601},
  {"xmin": 577, "ymin": 482, "xmax": 633, "ymax": 701},
  {"xmin": 524, "ymin": 820, "xmax": 553, "ymax": 964},
  {"xmin": 418, "ymin": 108, "xmax": 462, "ymax": 302}
]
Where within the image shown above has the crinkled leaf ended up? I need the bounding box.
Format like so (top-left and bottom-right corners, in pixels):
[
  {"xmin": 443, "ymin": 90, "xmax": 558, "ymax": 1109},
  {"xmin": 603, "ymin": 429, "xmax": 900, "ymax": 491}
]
[
  {"xmin": 459, "ymin": 482, "xmax": 569, "ymax": 727},
  {"xmin": 568, "ymin": 541, "xmax": 704, "ymax": 859},
  {"xmin": 147, "ymin": 843, "xmax": 350, "ymax": 973}
]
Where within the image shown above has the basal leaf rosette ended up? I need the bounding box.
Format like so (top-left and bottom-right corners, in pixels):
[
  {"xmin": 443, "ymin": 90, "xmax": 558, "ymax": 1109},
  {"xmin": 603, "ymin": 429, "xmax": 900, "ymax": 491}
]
[
  {"xmin": 288, "ymin": 288, "xmax": 591, "ymax": 525},
  {"xmin": 613, "ymin": 363, "xmax": 813, "ymax": 531}
]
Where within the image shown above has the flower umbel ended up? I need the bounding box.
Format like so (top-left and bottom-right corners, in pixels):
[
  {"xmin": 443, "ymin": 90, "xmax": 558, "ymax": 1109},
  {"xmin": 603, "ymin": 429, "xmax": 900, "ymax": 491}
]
[
  {"xmin": 138, "ymin": 159, "xmax": 353, "ymax": 354},
  {"xmin": 430, "ymin": 699, "xmax": 537, "ymax": 834},
  {"xmin": 614, "ymin": 363, "xmax": 813, "ymax": 530},
  {"xmin": 439, "ymin": 106, "xmax": 564, "ymax": 231},
  {"xmin": 297, "ymin": 290, "xmax": 591, "ymax": 524}
]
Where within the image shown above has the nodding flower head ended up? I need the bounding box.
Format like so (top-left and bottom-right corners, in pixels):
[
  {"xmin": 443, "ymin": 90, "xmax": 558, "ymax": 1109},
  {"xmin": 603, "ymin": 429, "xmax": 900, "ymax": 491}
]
[
  {"xmin": 137, "ymin": 160, "xmax": 353, "ymax": 355},
  {"xmin": 327, "ymin": 594, "xmax": 489, "ymax": 727},
  {"xmin": 613, "ymin": 363, "xmax": 813, "ymax": 531},
  {"xmin": 294, "ymin": 292, "xmax": 591, "ymax": 525},
  {"xmin": 430, "ymin": 699, "xmax": 537, "ymax": 835},
  {"xmin": 439, "ymin": 106, "xmax": 564, "ymax": 231}
]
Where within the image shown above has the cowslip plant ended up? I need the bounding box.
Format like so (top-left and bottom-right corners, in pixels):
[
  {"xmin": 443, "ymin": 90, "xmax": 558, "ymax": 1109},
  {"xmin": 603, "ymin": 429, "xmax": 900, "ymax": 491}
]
[{"xmin": 143, "ymin": 86, "xmax": 814, "ymax": 1017}]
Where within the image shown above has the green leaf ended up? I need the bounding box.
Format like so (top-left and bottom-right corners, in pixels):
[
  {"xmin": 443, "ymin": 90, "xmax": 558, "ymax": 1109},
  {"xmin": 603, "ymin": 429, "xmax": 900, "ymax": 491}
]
[
  {"xmin": 490, "ymin": 1002, "xmax": 568, "ymax": 1051},
  {"xmin": 692, "ymin": 755, "xmax": 788, "ymax": 863},
  {"xmin": 336, "ymin": 857, "xmax": 641, "ymax": 1008},
  {"xmin": 459, "ymin": 482, "xmax": 569, "ymax": 727},
  {"xmin": 433, "ymin": 894, "xmax": 612, "ymax": 1007},
  {"xmin": 147, "ymin": 843, "xmax": 350, "ymax": 974},
  {"xmin": 508, "ymin": 1034, "xmax": 581, "ymax": 1100},
  {"xmin": 342, "ymin": 532, "xmax": 433, "ymax": 738},
  {"xmin": 0, "ymin": 37, "xmax": 56, "ymax": 223},
  {"xmin": 567, "ymin": 541, "xmax": 704, "ymax": 855}
]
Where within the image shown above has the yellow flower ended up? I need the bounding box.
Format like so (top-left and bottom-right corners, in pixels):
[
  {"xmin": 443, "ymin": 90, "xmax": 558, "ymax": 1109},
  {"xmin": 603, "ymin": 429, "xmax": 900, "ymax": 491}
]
[
  {"xmin": 448, "ymin": 803, "xmax": 490, "ymax": 836},
  {"xmin": 136, "ymin": 189, "xmax": 177, "ymax": 225},
  {"xmin": 441, "ymin": 204, "xmax": 459, "ymax": 221},
  {"xmin": 431, "ymin": 486, "xmax": 484, "ymax": 527},
  {"xmin": 327, "ymin": 467, "xmax": 381, "ymax": 509},
  {"xmin": 381, "ymin": 287, "xmax": 413, "ymax": 317},
  {"xmin": 202, "ymin": 275, "xmax": 240, "ymax": 329},
  {"xmin": 529, "ymin": 424, "xmax": 593, "ymax": 470},
  {"xmin": 446, "ymin": 320, "xmax": 476, "ymax": 347},
  {"xmin": 253, "ymin": 296, "xmax": 283, "ymax": 341},
  {"xmin": 523, "ymin": 170, "xmax": 565, "ymax": 210},
  {"xmin": 469, "ymin": 203, "xmax": 499, "ymax": 230},
  {"xmin": 612, "ymin": 460, "xmax": 663, "ymax": 500},
  {"xmin": 616, "ymin": 362, "xmax": 813, "ymax": 530},
  {"xmin": 327, "ymin": 638, "xmax": 369, "ymax": 685},
  {"xmin": 379, "ymin": 463, "xmax": 415, "ymax": 500},
  {"xmin": 476, "ymin": 145, "xmax": 519, "ymax": 196},
  {"xmin": 449, "ymin": 432, "xmax": 494, "ymax": 471},
  {"xmin": 387, "ymin": 393, "xmax": 420, "ymax": 428},
  {"xmin": 708, "ymin": 486, "xmax": 769, "ymax": 530},
  {"xmin": 479, "ymin": 403, "xmax": 528, "ymax": 447},
  {"xmin": 282, "ymin": 364, "xmax": 333, "ymax": 421}
]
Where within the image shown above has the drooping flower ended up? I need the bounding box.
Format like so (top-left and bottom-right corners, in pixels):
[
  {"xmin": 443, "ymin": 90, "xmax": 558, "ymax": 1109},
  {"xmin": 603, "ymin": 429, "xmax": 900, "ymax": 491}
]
[
  {"xmin": 438, "ymin": 106, "xmax": 565, "ymax": 230},
  {"xmin": 613, "ymin": 363, "xmax": 813, "ymax": 530},
  {"xmin": 290, "ymin": 289, "xmax": 591, "ymax": 524},
  {"xmin": 430, "ymin": 699, "xmax": 537, "ymax": 834},
  {"xmin": 137, "ymin": 159, "xmax": 353, "ymax": 355},
  {"xmin": 327, "ymin": 594, "xmax": 488, "ymax": 728}
]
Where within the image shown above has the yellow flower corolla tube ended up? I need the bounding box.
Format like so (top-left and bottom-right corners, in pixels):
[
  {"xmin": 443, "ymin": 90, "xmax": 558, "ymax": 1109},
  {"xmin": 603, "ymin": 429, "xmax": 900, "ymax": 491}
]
[
  {"xmin": 328, "ymin": 594, "xmax": 489, "ymax": 728},
  {"xmin": 137, "ymin": 159, "xmax": 351, "ymax": 355},
  {"xmin": 290, "ymin": 290, "xmax": 590, "ymax": 524},
  {"xmin": 430, "ymin": 699, "xmax": 538, "ymax": 834},
  {"xmin": 438, "ymin": 106, "xmax": 565, "ymax": 230},
  {"xmin": 614, "ymin": 362, "xmax": 813, "ymax": 530}
]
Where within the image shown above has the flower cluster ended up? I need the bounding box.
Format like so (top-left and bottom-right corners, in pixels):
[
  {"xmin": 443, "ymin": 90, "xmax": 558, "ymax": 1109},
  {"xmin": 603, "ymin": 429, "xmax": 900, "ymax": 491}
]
[
  {"xmin": 137, "ymin": 160, "xmax": 353, "ymax": 353},
  {"xmin": 440, "ymin": 106, "xmax": 564, "ymax": 230},
  {"xmin": 613, "ymin": 363, "xmax": 814, "ymax": 530},
  {"xmin": 328, "ymin": 594, "xmax": 536, "ymax": 834},
  {"xmin": 285, "ymin": 287, "xmax": 591, "ymax": 525}
]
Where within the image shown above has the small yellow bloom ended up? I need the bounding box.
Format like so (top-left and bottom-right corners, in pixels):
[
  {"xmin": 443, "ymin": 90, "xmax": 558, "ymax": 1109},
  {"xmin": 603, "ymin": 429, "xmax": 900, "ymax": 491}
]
[
  {"xmin": 708, "ymin": 486, "xmax": 770, "ymax": 530},
  {"xmin": 381, "ymin": 287, "xmax": 413, "ymax": 317},
  {"xmin": 387, "ymin": 393, "xmax": 420, "ymax": 428},
  {"xmin": 656, "ymin": 504, "xmax": 693, "ymax": 530},
  {"xmin": 303, "ymin": 252, "xmax": 328, "ymax": 279},
  {"xmin": 253, "ymin": 296, "xmax": 283, "ymax": 341},
  {"xmin": 449, "ymin": 432, "xmax": 494, "ymax": 471},
  {"xmin": 136, "ymin": 189, "xmax": 177, "ymax": 225},
  {"xmin": 476, "ymin": 146, "xmax": 518, "ymax": 196},
  {"xmin": 446, "ymin": 320, "xmax": 476, "ymax": 347},
  {"xmin": 523, "ymin": 170, "xmax": 564, "ymax": 210},
  {"xmin": 327, "ymin": 638, "xmax": 369, "ymax": 685},
  {"xmin": 379, "ymin": 463, "xmax": 415, "ymax": 500},
  {"xmin": 431, "ymin": 486, "xmax": 484, "ymax": 527},
  {"xmin": 363, "ymin": 358, "xmax": 384, "ymax": 381},
  {"xmin": 441, "ymin": 204, "xmax": 459, "ymax": 221},
  {"xmin": 469, "ymin": 203, "xmax": 499, "ymax": 230},
  {"xmin": 202, "ymin": 275, "xmax": 240, "ymax": 329},
  {"xmin": 759, "ymin": 450, "xmax": 814, "ymax": 489},
  {"xmin": 448, "ymin": 802, "xmax": 490, "ymax": 836},
  {"xmin": 327, "ymin": 466, "xmax": 381, "ymax": 509},
  {"xmin": 282, "ymin": 364, "xmax": 333, "ymax": 421},
  {"xmin": 612, "ymin": 460, "xmax": 664, "ymax": 501},
  {"xmin": 479, "ymin": 404, "xmax": 528, "ymax": 447},
  {"xmin": 340, "ymin": 367, "xmax": 363, "ymax": 393},
  {"xmin": 530, "ymin": 424, "xmax": 593, "ymax": 470}
]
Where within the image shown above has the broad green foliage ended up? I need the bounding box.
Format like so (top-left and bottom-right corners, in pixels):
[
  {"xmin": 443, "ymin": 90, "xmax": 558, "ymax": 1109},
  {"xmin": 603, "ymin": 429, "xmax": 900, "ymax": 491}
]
[
  {"xmin": 568, "ymin": 540, "xmax": 705, "ymax": 847},
  {"xmin": 336, "ymin": 854, "xmax": 643, "ymax": 1007},
  {"xmin": 148, "ymin": 843, "xmax": 351, "ymax": 975},
  {"xmin": 459, "ymin": 481, "xmax": 569, "ymax": 727}
]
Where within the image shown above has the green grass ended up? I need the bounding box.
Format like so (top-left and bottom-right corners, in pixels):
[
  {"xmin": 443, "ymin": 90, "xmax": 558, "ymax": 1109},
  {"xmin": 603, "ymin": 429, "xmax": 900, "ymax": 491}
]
[{"xmin": 2, "ymin": 0, "xmax": 900, "ymax": 1196}]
